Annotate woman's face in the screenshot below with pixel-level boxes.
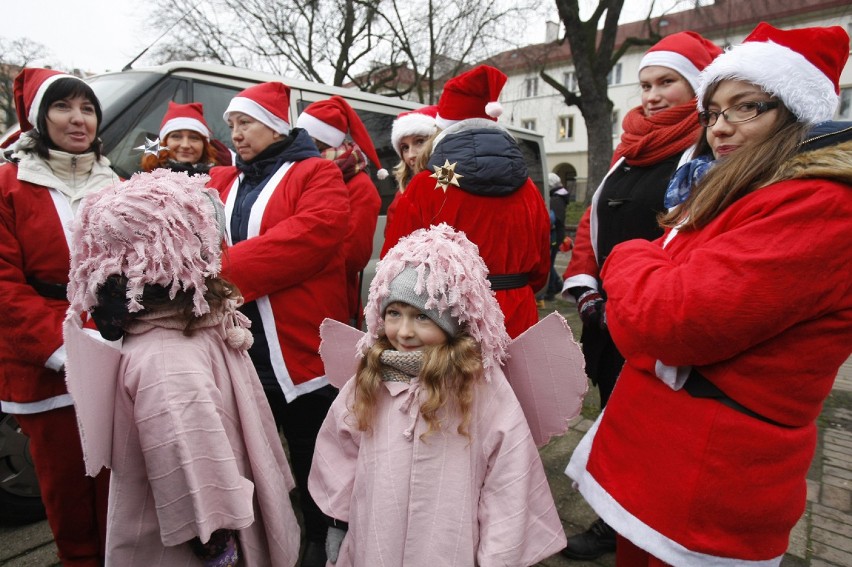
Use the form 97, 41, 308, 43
383, 301, 449, 352
45, 95, 98, 154
227, 112, 279, 161
639, 66, 695, 117
165, 129, 205, 164
705, 80, 779, 159
399, 134, 429, 170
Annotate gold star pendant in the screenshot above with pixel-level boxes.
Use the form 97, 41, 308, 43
430, 159, 464, 193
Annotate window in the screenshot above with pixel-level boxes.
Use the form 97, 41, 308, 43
562, 71, 577, 92
611, 110, 620, 137
557, 115, 574, 141
837, 88, 852, 119
525, 77, 539, 98
606, 63, 623, 86
521, 119, 537, 131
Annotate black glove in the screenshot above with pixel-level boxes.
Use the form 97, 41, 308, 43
577, 289, 607, 330
189, 529, 239, 567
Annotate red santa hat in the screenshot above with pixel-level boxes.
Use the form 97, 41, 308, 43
296, 95, 388, 179
223, 81, 291, 135
14, 67, 88, 132
436, 65, 507, 129
639, 31, 722, 92
159, 101, 211, 140
697, 22, 850, 124
391, 105, 438, 157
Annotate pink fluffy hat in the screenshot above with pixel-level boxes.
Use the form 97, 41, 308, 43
360, 223, 510, 380
68, 169, 226, 317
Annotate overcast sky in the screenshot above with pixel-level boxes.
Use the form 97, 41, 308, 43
1, 1, 688, 76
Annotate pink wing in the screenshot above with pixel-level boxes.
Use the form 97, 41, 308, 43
504, 312, 588, 447
63, 315, 123, 476
319, 318, 366, 389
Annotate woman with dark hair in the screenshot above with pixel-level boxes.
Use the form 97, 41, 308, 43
566, 23, 852, 566
140, 101, 230, 175
0, 67, 118, 566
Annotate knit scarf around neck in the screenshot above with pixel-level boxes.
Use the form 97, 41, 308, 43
380, 349, 423, 383
612, 100, 701, 167
320, 141, 367, 182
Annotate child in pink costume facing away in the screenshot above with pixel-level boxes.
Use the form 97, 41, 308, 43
309, 224, 566, 566
66, 169, 300, 566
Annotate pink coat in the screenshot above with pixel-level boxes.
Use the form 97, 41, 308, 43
106, 323, 300, 566
309, 369, 566, 567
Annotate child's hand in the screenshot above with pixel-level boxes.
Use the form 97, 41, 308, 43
326, 526, 347, 564
189, 529, 239, 567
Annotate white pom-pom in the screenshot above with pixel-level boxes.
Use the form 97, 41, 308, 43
485, 101, 503, 118
377, 168, 389, 180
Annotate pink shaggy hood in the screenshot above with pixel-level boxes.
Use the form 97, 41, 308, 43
360, 223, 510, 380
68, 169, 225, 316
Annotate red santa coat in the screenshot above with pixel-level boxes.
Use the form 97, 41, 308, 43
208, 159, 350, 401
341, 170, 380, 322
566, 145, 852, 565
0, 157, 115, 407
381, 122, 550, 339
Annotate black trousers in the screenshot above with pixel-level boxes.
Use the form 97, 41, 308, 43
264, 384, 337, 543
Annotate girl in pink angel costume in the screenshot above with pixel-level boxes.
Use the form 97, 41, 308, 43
66, 169, 300, 566
308, 223, 566, 566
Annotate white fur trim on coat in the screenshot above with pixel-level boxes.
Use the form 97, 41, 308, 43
696, 40, 838, 124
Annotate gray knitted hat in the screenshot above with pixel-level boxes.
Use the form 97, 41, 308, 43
380, 265, 459, 336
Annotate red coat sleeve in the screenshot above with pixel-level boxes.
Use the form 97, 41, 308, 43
0, 169, 67, 369
343, 172, 380, 277
216, 160, 350, 303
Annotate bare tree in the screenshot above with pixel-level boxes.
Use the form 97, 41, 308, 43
0, 37, 51, 129
146, 0, 542, 98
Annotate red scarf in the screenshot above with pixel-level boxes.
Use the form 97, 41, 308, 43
612, 100, 701, 167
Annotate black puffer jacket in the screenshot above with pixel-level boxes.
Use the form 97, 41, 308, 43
428, 118, 528, 197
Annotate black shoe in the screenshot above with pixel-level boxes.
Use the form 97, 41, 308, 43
560, 518, 616, 560
301, 540, 328, 567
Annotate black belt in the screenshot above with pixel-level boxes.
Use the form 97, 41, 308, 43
27, 276, 68, 300
487, 273, 529, 291
683, 368, 788, 427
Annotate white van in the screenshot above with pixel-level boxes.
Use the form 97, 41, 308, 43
0, 61, 549, 525
88, 61, 548, 260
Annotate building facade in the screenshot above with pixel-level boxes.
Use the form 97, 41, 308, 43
488, 0, 852, 200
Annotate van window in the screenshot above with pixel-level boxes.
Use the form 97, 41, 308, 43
192, 81, 242, 149
296, 98, 398, 214
96, 76, 188, 178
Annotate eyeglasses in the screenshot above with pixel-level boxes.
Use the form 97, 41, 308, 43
697, 101, 780, 127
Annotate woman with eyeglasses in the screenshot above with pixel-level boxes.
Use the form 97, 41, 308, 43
559, 31, 722, 560
566, 23, 852, 566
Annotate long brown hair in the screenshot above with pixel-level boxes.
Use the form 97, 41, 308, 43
352, 331, 483, 439
660, 83, 807, 230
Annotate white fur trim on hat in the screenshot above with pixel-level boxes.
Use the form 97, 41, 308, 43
296, 111, 346, 147
640, 51, 702, 92
391, 113, 438, 156
223, 97, 290, 134
434, 112, 458, 130
28, 74, 84, 130
159, 117, 210, 140
696, 40, 838, 124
